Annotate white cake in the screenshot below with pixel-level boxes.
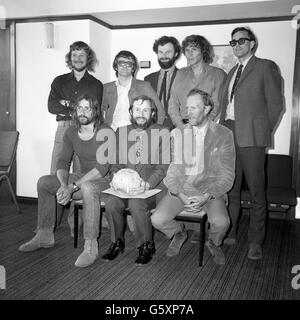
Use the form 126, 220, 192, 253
111, 168, 142, 194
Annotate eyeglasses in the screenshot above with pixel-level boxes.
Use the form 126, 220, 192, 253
117, 60, 134, 68
76, 106, 92, 113
229, 38, 251, 47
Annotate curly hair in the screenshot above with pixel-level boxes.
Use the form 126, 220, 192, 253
152, 36, 181, 58
182, 35, 213, 64
112, 50, 138, 77
71, 94, 103, 131
65, 41, 98, 72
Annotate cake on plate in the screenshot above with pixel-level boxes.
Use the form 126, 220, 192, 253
111, 168, 142, 195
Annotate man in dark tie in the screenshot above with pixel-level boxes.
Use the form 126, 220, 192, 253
219, 26, 284, 260
144, 36, 181, 130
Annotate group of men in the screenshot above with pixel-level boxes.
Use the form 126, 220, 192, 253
19, 26, 283, 268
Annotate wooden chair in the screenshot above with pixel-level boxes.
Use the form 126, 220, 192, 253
0, 131, 20, 213
73, 199, 207, 266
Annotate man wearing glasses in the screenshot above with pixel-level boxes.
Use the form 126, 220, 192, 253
101, 50, 165, 131
19, 94, 113, 268
219, 27, 283, 260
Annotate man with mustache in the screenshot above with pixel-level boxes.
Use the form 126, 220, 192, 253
144, 36, 181, 130
101, 95, 169, 265
48, 41, 103, 232
19, 94, 113, 268
48, 41, 103, 175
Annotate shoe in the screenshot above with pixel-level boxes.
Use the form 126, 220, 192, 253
135, 240, 155, 265
223, 238, 236, 246
205, 239, 226, 265
248, 243, 262, 260
166, 230, 188, 257
18, 230, 54, 252
102, 239, 125, 261
190, 231, 200, 244
75, 239, 98, 267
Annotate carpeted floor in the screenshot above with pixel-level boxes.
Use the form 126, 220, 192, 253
0, 201, 300, 300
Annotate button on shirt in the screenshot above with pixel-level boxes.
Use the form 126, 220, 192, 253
48, 70, 103, 122
111, 78, 132, 131
225, 55, 253, 120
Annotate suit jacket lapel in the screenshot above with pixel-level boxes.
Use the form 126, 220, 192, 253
235, 55, 256, 90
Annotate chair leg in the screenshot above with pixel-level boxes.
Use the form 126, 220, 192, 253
74, 205, 79, 248
5, 175, 20, 213
198, 214, 207, 266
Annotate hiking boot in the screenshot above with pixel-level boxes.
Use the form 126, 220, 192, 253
19, 230, 54, 252
75, 239, 98, 267
205, 239, 226, 265
166, 230, 188, 257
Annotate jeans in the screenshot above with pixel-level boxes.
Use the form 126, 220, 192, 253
50, 121, 80, 175
37, 174, 109, 240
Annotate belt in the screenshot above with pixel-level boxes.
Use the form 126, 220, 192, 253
57, 120, 73, 127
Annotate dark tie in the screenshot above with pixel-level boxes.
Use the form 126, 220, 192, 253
230, 64, 243, 102
159, 71, 168, 111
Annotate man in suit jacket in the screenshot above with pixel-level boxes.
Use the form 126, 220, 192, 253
151, 89, 235, 265
144, 36, 181, 129
101, 95, 169, 265
101, 50, 165, 131
219, 27, 284, 260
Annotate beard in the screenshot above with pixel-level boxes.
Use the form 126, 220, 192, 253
131, 116, 153, 130
158, 55, 177, 69
77, 115, 93, 126
72, 61, 87, 72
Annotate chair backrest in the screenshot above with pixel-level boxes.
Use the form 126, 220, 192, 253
265, 154, 293, 188
0, 131, 19, 173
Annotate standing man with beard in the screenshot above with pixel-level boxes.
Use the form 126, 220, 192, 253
101, 95, 169, 265
144, 36, 181, 129
19, 94, 113, 268
48, 41, 103, 175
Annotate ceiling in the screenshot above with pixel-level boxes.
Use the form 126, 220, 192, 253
0, 0, 298, 28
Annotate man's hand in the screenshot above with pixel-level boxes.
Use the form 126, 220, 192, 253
59, 99, 70, 107
184, 193, 211, 212
56, 184, 73, 206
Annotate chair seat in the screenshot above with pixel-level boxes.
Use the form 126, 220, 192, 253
242, 187, 297, 206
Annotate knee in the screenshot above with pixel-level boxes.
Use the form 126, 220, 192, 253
150, 210, 168, 229
104, 196, 124, 213
80, 181, 96, 195
37, 175, 54, 192
210, 213, 230, 230
128, 199, 148, 217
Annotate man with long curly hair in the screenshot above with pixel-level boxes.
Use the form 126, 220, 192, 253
168, 35, 226, 127
48, 41, 103, 175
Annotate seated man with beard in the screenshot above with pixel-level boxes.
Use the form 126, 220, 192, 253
101, 95, 169, 265
19, 94, 113, 268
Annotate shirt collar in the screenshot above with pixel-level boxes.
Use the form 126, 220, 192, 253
239, 54, 253, 69
116, 76, 132, 89
193, 120, 209, 137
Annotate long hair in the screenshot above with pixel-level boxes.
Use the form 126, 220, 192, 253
65, 41, 98, 72
112, 50, 138, 77
129, 95, 157, 124
71, 94, 103, 131
182, 35, 213, 64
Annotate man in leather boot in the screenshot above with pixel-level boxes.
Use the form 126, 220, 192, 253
19, 95, 113, 268
102, 239, 125, 261
102, 95, 169, 265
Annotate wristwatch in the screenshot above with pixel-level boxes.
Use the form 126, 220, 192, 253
72, 182, 80, 193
